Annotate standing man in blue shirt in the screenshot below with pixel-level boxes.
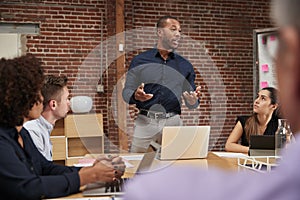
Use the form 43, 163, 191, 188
24, 75, 70, 161
122, 16, 201, 153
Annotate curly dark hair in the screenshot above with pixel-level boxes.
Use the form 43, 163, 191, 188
0, 54, 44, 127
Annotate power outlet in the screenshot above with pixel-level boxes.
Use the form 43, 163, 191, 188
97, 84, 104, 93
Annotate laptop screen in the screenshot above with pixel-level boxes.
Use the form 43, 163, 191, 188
250, 135, 275, 150
160, 126, 210, 160
135, 151, 156, 174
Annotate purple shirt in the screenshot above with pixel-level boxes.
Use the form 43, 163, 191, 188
124, 134, 300, 200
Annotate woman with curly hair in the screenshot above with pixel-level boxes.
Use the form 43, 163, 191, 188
0, 54, 124, 199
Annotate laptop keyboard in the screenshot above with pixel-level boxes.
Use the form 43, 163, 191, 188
104, 178, 130, 193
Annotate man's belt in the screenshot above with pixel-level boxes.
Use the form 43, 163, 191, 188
139, 109, 178, 119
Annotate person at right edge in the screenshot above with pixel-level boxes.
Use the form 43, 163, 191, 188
122, 16, 201, 153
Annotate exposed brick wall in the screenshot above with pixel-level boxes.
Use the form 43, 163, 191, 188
0, 0, 273, 152
0, 0, 115, 151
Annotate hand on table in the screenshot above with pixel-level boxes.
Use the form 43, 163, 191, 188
78, 161, 115, 186
95, 154, 126, 179
79, 154, 126, 186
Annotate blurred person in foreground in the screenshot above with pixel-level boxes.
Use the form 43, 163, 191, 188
124, 0, 300, 199
0, 54, 125, 199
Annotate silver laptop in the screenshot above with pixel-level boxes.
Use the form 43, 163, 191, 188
159, 126, 210, 160
82, 150, 156, 197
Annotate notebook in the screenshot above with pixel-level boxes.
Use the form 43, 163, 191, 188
82, 150, 156, 197
159, 126, 210, 160
248, 135, 275, 156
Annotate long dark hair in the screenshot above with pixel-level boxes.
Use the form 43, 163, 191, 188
244, 87, 278, 141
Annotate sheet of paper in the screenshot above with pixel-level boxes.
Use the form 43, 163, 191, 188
73, 163, 94, 167
73, 157, 135, 168
123, 160, 134, 168
120, 154, 144, 161
212, 152, 247, 158
120, 155, 143, 168
73, 158, 95, 167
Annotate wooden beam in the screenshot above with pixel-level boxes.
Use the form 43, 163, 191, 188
116, 0, 128, 151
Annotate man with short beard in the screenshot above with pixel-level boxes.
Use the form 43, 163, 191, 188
123, 16, 201, 153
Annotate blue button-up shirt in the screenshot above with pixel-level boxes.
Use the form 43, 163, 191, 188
0, 126, 80, 199
24, 116, 54, 161
122, 48, 199, 114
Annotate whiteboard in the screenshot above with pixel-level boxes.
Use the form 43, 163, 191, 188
253, 28, 278, 99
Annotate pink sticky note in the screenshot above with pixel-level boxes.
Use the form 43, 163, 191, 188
261, 64, 269, 72
270, 35, 276, 41
260, 81, 268, 89
262, 36, 266, 44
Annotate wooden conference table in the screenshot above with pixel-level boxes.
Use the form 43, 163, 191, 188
59, 152, 251, 199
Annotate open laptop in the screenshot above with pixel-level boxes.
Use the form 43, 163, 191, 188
248, 135, 275, 156
159, 126, 210, 160
82, 150, 156, 197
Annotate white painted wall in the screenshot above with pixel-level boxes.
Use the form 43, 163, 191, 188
0, 34, 20, 59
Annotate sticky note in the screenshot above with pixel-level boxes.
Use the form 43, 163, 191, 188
261, 64, 269, 72
260, 81, 268, 89
270, 35, 276, 41
262, 36, 266, 44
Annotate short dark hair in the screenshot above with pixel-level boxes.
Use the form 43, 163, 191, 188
42, 75, 68, 107
0, 54, 44, 127
156, 16, 179, 28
